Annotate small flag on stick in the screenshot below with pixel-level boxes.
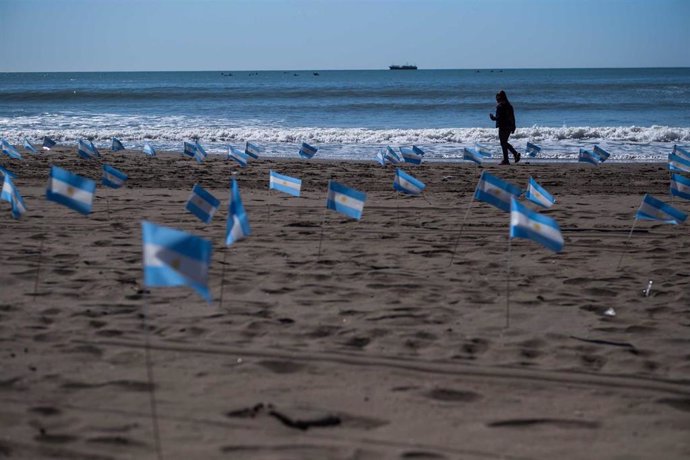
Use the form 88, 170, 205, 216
299, 142, 318, 159
668, 153, 690, 173
1, 139, 22, 160
474, 171, 522, 213
1, 175, 27, 219
226, 179, 251, 245
525, 177, 555, 208
77, 139, 100, 159
186, 184, 220, 224
593, 145, 610, 163
42, 136, 56, 150
400, 146, 423, 165
228, 146, 249, 168
578, 148, 600, 165
635, 194, 687, 225
384, 146, 402, 164
102, 164, 128, 189
111, 137, 125, 151
245, 142, 261, 159
269, 170, 301, 197
46, 166, 96, 215
526, 142, 542, 157
510, 197, 564, 252
143, 143, 156, 156
393, 168, 426, 195
326, 180, 366, 220
673, 145, 690, 161
23, 139, 38, 154
670, 173, 690, 201
463, 147, 484, 165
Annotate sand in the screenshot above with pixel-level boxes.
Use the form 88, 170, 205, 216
1, 149, 689, 460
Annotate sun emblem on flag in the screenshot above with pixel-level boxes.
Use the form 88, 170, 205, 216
532, 222, 542, 231
170, 258, 181, 270
66, 186, 75, 197
337, 195, 348, 204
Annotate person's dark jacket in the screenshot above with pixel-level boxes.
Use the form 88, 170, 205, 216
494, 101, 516, 132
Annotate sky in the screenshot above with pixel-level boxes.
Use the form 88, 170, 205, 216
0, 0, 688, 72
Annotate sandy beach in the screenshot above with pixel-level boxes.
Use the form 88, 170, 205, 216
1, 149, 689, 459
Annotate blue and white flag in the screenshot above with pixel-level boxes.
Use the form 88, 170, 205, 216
228, 146, 249, 168
102, 164, 128, 189
670, 173, 690, 201
474, 143, 493, 158
474, 171, 522, 213
23, 139, 38, 154
394, 168, 426, 195
1, 175, 27, 219
375, 149, 387, 166
593, 145, 610, 163
111, 137, 125, 151
510, 197, 564, 252
384, 146, 402, 164
269, 170, 301, 197
668, 153, 690, 173
578, 148, 600, 165
226, 179, 251, 245
143, 143, 156, 156
0, 165, 16, 179
142, 221, 212, 302
183, 141, 197, 158
299, 142, 318, 159
635, 194, 687, 225
526, 142, 542, 157
400, 146, 423, 165
42, 136, 56, 150
1, 139, 22, 160
245, 141, 261, 159
525, 177, 555, 208
194, 142, 207, 163
77, 139, 100, 159
463, 147, 484, 165
326, 180, 366, 220
186, 183, 220, 224
673, 145, 690, 161
46, 165, 96, 215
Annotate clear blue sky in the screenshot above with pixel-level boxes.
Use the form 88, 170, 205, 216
1, 0, 688, 72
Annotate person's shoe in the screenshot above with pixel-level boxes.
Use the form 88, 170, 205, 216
499, 160, 510, 165
514, 152, 521, 163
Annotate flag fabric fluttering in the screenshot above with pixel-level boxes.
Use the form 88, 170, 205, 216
375, 149, 386, 166
474, 171, 522, 212
23, 139, 38, 154
226, 179, 251, 245
326, 180, 366, 220
228, 146, 249, 168
186, 183, 220, 224
0, 165, 16, 179
143, 143, 156, 156
593, 145, 611, 163
299, 142, 318, 159
1, 174, 27, 219
400, 146, 423, 165
525, 177, 556, 208
46, 165, 96, 215
384, 146, 402, 164
526, 142, 542, 157
463, 147, 485, 165
1, 139, 22, 160
102, 164, 128, 189
141, 221, 212, 302
673, 145, 690, 161
668, 153, 690, 173
111, 137, 125, 151
183, 141, 197, 159
42, 136, 56, 150
474, 144, 493, 158
510, 197, 564, 252
77, 139, 100, 159
245, 142, 261, 159
194, 142, 207, 163
393, 168, 426, 195
635, 194, 687, 225
269, 170, 301, 197
578, 148, 600, 165
670, 173, 690, 201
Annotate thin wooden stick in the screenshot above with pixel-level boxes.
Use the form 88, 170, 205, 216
142, 298, 164, 460
506, 237, 512, 329
616, 218, 638, 270
32, 238, 44, 302
316, 209, 328, 260
218, 246, 229, 309
448, 197, 476, 266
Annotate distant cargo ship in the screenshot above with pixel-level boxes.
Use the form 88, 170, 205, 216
389, 64, 417, 70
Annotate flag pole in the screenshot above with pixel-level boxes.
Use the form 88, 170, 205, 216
616, 218, 638, 270
316, 209, 328, 260
506, 236, 512, 329
141, 297, 164, 460
218, 246, 229, 309
396, 192, 400, 227
448, 183, 478, 266
106, 195, 111, 221
32, 238, 44, 303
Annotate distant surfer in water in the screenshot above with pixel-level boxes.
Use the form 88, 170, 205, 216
490, 90, 520, 165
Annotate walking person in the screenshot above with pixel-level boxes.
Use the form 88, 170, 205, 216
490, 90, 520, 165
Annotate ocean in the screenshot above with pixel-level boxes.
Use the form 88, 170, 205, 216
1, 68, 689, 162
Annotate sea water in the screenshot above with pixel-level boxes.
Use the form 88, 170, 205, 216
0, 68, 688, 161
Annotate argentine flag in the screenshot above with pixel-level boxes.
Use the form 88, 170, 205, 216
1, 139, 22, 160
228, 146, 249, 168
384, 146, 402, 164
635, 194, 687, 225
510, 197, 564, 252
46, 166, 96, 215
474, 171, 522, 213
673, 145, 690, 161
77, 139, 100, 159
102, 164, 128, 189
526, 142, 542, 157
0, 165, 16, 179
186, 184, 220, 224
299, 142, 318, 159
525, 177, 555, 208
42, 136, 56, 150
194, 142, 207, 163
593, 145, 610, 163
400, 146, 423, 165
669, 153, 690, 173
142, 221, 212, 302
394, 168, 426, 195
463, 147, 484, 165
226, 179, 251, 245
183, 141, 197, 158
23, 139, 38, 154
670, 173, 690, 201
326, 180, 366, 220
579, 148, 600, 165
1, 175, 27, 219
143, 143, 156, 156
245, 142, 262, 159
269, 170, 301, 197
111, 137, 125, 151
474, 143, 493, 158
375, 149, 387, 166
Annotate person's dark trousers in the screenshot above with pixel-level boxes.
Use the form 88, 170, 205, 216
499, 128, 518, 163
